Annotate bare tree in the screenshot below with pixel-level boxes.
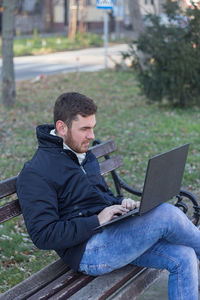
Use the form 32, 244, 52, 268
127, 0, 147, 70
48, 0, 54, 32
128, 0, 144, 38
68, 0, 87, 40
68, 0, 77, 40
2, 0, 16, 107
78, 0, 88, 34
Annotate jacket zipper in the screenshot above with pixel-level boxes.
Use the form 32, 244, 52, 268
62, 150, 87, 174
80, 165, 86, 174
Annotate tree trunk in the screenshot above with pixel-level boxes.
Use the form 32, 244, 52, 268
68, 0, 77, 40
2, 0, 16, 107
128, 0, 144, 38
128, 0, 147, 71
49, 0, 54, 32
78, 0, 88, 34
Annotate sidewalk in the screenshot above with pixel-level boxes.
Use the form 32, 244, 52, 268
0, 44, 129, 81
138, 268, 200, 299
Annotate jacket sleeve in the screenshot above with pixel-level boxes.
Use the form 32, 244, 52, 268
16, 168, 100, 251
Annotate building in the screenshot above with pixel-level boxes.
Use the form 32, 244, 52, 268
1, 0, 191, 36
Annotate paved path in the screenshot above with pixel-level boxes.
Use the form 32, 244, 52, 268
138, 268, 200, 299
137, 271, 169, 300
0, 44, 129, 81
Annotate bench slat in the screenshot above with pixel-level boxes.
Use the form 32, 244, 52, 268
112, 268, 163, 300
90, 140, 117, 159
0, 176, 18, 199
48, 275, 94, 300
99, 155, 123, 175
1, 259, 70, 300
67, 265, 143, 300
27, 270, 83, 300
0, 200, 21, 224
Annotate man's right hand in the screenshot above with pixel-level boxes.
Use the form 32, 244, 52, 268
97, 205, 129, 225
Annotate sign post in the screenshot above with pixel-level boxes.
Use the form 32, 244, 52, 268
96, 0, 114, 69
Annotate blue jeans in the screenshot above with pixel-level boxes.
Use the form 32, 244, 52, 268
78, 203, 200, 300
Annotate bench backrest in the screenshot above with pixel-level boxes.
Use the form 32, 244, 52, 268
0, 140, 123, 224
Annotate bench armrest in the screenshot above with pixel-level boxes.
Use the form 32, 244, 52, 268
175, 189, 200, 225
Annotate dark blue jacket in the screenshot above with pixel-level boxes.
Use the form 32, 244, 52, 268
17, 124, 121, 271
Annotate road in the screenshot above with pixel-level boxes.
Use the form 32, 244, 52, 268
0, 44, 129, 81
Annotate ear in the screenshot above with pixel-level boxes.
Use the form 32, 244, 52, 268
55, 120, 68, 137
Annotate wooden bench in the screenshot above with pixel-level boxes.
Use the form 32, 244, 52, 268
0, 140, 200, 300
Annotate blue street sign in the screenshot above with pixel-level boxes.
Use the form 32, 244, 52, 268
96, 0, 114, 9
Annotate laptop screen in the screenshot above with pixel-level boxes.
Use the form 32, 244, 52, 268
139, 143, 189, 214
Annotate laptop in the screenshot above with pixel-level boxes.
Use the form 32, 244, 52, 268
95, 143, 189, 231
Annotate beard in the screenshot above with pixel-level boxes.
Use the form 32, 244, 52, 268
63, 130, 90, 153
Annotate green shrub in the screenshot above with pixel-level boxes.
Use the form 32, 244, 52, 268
124, 0, 200, 107
75, 32, 103, 47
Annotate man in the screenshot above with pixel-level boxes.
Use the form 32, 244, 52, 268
17, 92, 200, 300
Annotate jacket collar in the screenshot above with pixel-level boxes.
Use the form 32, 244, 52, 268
36, 124, 63, 148
50, 128, 86, 164
36, 124, 91, 164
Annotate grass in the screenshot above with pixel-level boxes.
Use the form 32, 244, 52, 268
0, 69, 200, 292
0, 33, 103, 57
0, 32, 128, 57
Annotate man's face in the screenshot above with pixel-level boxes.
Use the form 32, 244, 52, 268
63, 114, 96, 153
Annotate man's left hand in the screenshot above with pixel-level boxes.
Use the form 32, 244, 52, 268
121, 198, 140, 211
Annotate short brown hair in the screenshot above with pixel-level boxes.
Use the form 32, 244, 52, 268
54, 92, 97, 128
